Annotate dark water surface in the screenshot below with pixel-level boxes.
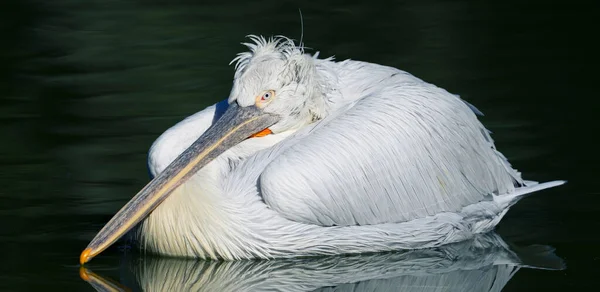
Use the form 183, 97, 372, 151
0, 0, 597, 291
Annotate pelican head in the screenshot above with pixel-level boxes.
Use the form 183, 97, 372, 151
229, 35, 329, 133
80, 36, 327, 264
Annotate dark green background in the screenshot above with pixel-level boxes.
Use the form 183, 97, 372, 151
0, 0, 597, 290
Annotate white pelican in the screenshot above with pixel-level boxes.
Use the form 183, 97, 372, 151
80, 35, 565, 264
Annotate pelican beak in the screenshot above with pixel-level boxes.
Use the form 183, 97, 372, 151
80, 102, 279, 264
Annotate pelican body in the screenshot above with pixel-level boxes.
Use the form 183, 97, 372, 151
80, 36, 564, 263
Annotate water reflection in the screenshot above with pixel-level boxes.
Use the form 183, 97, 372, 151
81, 233, 563, 292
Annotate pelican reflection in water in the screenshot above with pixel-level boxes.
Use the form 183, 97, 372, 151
80, 35, 565, 263
81, 233, 564, 292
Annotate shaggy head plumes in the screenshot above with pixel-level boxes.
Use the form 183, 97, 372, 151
227, 35, 329, 133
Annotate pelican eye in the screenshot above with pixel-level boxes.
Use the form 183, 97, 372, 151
260, 90, 275, 101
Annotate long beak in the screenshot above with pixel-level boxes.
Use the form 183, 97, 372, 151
80, 102, 279, 264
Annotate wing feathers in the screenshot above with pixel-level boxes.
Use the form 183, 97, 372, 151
259, 83, 522, 227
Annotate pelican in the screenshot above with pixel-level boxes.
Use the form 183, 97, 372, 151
80, 35, 565, 264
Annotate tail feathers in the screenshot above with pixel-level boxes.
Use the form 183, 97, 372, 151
466, 180, 565, 234
496, 180, 566, 209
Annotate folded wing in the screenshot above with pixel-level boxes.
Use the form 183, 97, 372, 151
258, 82, 523, 226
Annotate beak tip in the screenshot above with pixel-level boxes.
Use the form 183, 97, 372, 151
80, 248, 92, 265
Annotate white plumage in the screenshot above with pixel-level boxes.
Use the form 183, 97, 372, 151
130, 35, 565, 260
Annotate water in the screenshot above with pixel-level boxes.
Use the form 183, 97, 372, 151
0, 0, 596, 291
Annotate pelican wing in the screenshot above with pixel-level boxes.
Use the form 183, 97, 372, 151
258, 82, 523, 226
